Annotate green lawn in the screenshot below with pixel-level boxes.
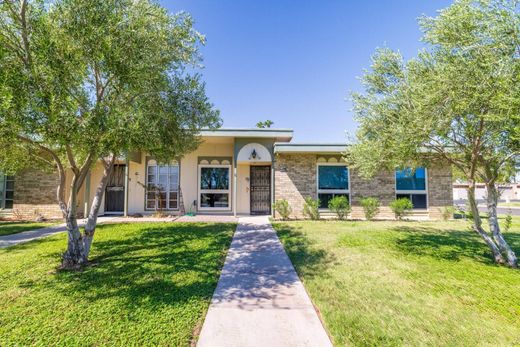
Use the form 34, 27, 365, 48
0, 221, 56, 236
273, 219, 520, 346
0, 222, 236, 346
498, 202, 520, 208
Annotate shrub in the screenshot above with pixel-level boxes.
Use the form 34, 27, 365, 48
273, 199, 292, 220
328, 196, 351, 220
360, 197, 380, 221
504, 212, 513, 232
390, 198, 413, 220
441, 206, 456, 221
303, 197, 320, 220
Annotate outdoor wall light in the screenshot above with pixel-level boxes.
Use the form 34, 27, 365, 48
251, 149, 257, 159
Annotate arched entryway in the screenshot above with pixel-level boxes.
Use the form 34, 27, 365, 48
235, 143, 273, 215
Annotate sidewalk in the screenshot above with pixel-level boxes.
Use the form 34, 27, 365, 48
197, 216, 332, 347
0, 216, 116, 249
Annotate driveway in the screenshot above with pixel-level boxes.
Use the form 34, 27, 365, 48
197, 215, 332, 347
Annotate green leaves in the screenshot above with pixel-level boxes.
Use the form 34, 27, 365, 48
348, 0, 519, 182
0, 0, 220, 174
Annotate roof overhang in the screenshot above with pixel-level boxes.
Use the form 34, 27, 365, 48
200, 128, 293, 142
274, 143, 347, 154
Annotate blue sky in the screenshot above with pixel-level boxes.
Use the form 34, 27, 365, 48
161, 0, 453, 142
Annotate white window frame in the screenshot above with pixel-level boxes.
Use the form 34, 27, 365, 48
395, 167, 428, 210
198, 164, 232, 211
0, 174, 14, 210
145, 160, 179, 211
316, 163, 350, 210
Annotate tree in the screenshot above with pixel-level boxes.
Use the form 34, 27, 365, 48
256, 120, 274, 128
0, 0, 220, 269
348, 0, 519, 267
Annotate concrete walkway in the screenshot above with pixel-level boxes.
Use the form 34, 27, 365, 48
197, 216, 332, 347
0, 216, 116, 249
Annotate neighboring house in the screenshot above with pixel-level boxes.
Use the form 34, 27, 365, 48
453, 182, 520, 203
0, 128, 453, 220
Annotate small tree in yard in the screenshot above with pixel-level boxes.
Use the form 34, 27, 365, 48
303, 197, 320, 220
256, 120, 274, 128
273, 199, 292, 220
328, 195, 351, 220
360, 197, 380, 221
348, 0, 519, 267
390, 198, 413, 220
0, 0, 220, 269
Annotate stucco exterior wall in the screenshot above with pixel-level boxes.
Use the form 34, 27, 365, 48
236, 164, 250, 214
180, 140, 234, 214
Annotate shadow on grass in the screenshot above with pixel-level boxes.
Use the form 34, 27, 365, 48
49, 223, 235, 311
274, 223, 334, 279
392, 225, 520, 265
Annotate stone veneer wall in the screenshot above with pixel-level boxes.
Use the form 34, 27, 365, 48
349, 168, 396, 219
12, 169, 63, 219
427, 162, 454, 219
274, 153, 453, 220
274, 154, 317, 219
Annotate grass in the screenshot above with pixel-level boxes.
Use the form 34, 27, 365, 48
498, 202, 520, 208
0, 222, 236, 346
273, 218, 520, 346
0, 220, 56, 236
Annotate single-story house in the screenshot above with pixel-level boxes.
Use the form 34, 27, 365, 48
0, 128, 453, 220
453, 182, 520, 203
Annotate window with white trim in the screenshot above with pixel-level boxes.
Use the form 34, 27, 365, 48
198, 165, 231, 210
0, 173, 14, 210
395, 167, 427, 209
317, 164, 349, 209
146, 160, 179, 210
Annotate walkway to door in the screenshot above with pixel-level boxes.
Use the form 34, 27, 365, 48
197, 216, 332, 347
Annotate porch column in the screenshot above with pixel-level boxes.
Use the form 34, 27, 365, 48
233, 163, 237, 217
123, 158, 129, 217
83, 171, 91, 219
271, 159, 275, 217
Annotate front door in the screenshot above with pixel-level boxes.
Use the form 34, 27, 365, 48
250, 166, 271, 215
105, 164, 125, 213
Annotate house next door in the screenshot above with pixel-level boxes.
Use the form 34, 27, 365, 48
105, 164, 125, 213
250, 166, 271, 215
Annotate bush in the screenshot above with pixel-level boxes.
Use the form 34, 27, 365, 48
390, 198, 413, 220
303, 197, 320, 220
328, 196, 351, 220
273, 199, 292, 220
441, 206, 456, 221
504, 212, 513, 232
360, 197, 380, 221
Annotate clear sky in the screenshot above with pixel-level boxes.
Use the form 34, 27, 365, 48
160, 0, 453, 143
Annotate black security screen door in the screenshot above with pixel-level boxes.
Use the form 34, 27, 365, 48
250, 166, 271, 215
105, 164, 125, 212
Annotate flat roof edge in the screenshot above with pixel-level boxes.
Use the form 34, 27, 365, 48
200, 128, 293, 139
274, 143, 347, 154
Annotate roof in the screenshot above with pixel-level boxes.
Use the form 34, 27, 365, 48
274, 143, 347, 154
200, 128, 293, 141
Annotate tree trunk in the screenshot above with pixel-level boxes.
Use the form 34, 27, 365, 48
467, 180, 505, 264
83, 156, 116, 258
61, 192, 88, 269
485, 181, 518, 268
